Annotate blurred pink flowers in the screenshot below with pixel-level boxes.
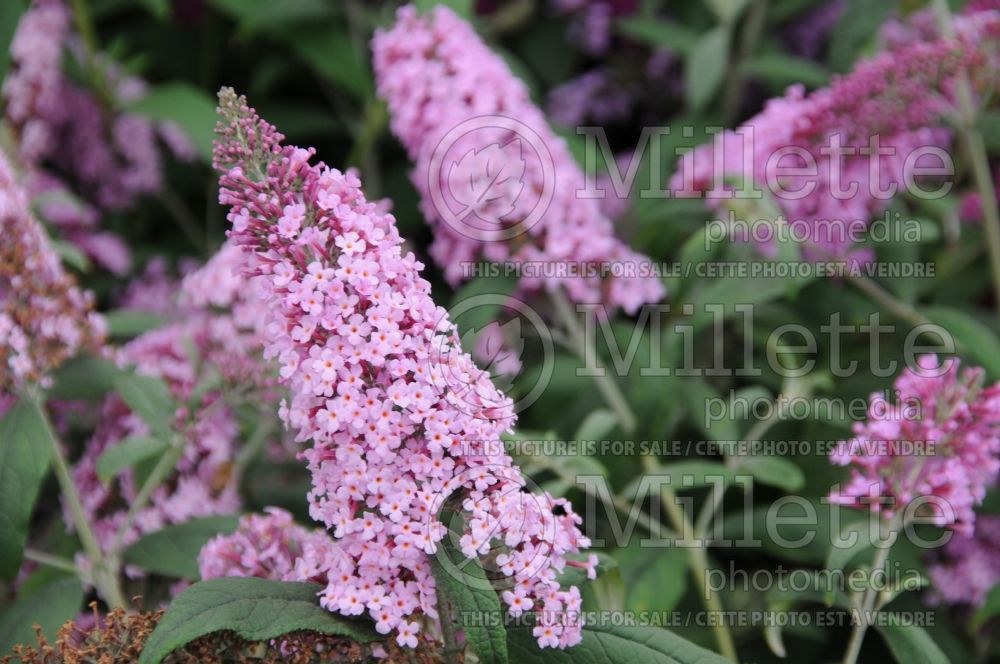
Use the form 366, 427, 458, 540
69, 243, 275, 560
927, 514, 1000, 608
3, 0, 195, 274
672, 8, 1000, 262
372, 5, 664, 315
0, 150, 105, 393
830, 356, 1000, 535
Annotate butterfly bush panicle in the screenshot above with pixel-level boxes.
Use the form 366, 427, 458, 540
927, 515, 1000, 608
209, 88, 593, 648
4, 0, 191, 209
0, 151, 105, 393
671, 9, 1000, 261
829, 356, 1000, 535
550, 0, 636, 55
3, 0, 67, 166
781, 0, 845, 60
69, 245, 275, 558
372, 5, 663, 315
3, 0, 196, 273
546, 69, 635, 129
199, 508, 336, 584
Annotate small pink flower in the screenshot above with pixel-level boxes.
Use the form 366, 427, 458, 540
395, 621, 419, 648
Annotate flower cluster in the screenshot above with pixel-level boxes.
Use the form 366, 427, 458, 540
830, 356, 1000, 535
0, 150, 105, 393
372, 5, 664, 314
546, 68, 635, 128
780, 0, 845, 60
927, 515, 1000, 608
210, 88, 593, 648
69, 245, 275, 557
3, 0, 194, 273
550, 0, 637, 55
199, 508, 335, 584
671, 9, 1000, 261
116, 257, 197, 318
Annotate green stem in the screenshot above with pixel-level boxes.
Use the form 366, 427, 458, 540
110, 438, 186, 558
436, 593, 462, 663
530, 455, 678, 539
234, 416, 276, 481
549, 288, 638, 433
346, 100, 387, 197
722, 0, 769, 124
812, 243, 938, 332
342, 0, 384, 198
24, 549, 79, 575
484, 0, 536, 36
643, 455, 738, 662
933, 0, 1000, 326
34, 396, 126, 609
845, 271, 931, 328
161, 188, 207, 253
548, 289, 734, 657
68, 0, 98, 65
840, 518, 900, 664
68, 0, 112, 108
693, 404, 782, 538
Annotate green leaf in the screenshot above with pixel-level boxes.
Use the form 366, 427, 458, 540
0, 0, 27, 82
972, 583, 1000, 629
281, 26, 371, 101
0, 400, 54, 579
623, 461, 735, 499
123, 515, 240, 579
135, 0, 170, 19
680, 271, 811, 334
0, 575, 83, 654
977, 111, 1000, 156
574, 409, 619, 441
506, 622, 731, 663
828, 0, 891, 73
204, 2, 365, 98
721, 502, 861, 566
127, 82, 217, 161
824, 520, 877, 604
113, 372, 175, 442
47, 356, 123, 401
415, 0, 474, 19
744, 53, 830, 89
103, 309, 167, 339
924, 306, 1000, 379
49, 239, 91, 273
207, 0, 334, 37
96, 435, 168, 484
685, 26, 730, 111
737, 456, 805, 492
449, 273, 520, 339
137, 578, 379, 664
618, 543, 687, 613
703, 0, 751, 24
875, 622, 949, 664
677, 378, 736, 442
430, 532, 507, 664
615, 18, 699, 56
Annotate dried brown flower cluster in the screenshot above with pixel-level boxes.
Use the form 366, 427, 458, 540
2, 605, 459, 664
0, 151, 105, 393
